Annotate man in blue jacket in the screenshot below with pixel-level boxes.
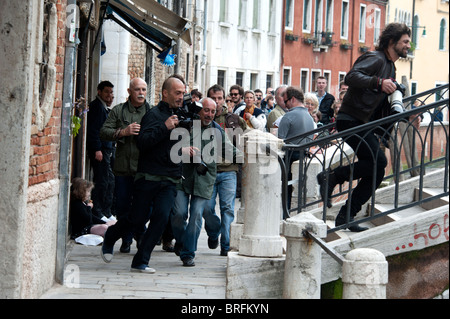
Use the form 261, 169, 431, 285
86, 81, 115, 221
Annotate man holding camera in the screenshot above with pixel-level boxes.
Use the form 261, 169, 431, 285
317, 23, 411, 232
171, 97, 240, 266
101, 76, 186, 273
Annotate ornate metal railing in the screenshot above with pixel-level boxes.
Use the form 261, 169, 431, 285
281, 84, 449, 234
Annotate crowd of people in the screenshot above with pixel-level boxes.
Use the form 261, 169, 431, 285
68, 22, 414, 273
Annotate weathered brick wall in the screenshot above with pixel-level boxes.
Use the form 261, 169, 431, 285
29, 0, 65, 186
128, 35, 146, 80
23, 0, 66, 298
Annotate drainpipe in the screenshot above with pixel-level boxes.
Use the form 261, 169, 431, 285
55, 0, 77, 284
410, 0, 415, 79
202, 0, 207, 91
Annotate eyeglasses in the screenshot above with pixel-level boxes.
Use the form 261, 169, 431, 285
230, 93, 239, 96
284, 97, 291, 105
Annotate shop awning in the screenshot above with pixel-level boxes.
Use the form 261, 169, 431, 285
100, 0, 191, 64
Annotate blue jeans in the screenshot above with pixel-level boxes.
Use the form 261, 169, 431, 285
171, 190, 209, 260
203, 171, 237, 252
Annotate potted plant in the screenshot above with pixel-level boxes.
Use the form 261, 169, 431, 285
302, 33, 317, 45
340, 40, 352, 50
359, 44, 370, 53
285, 30, 299, 41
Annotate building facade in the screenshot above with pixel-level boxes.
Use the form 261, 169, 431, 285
282, 0, 387, 96
387, 0, 449, 121
202, 0, 283, 94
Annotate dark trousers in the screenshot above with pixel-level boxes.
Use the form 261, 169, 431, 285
104, 178, 177, 267
89, 148, 114, 218
334, 119, 388, 216
114, 175, 141, 244
286, 150, 300, 209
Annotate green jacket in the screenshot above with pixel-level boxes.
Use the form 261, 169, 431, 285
266, 104, 286, 130
100, 100, 149, 176
179, 120, 242, 199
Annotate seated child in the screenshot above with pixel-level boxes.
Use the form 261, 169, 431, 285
70, 177, 115, 239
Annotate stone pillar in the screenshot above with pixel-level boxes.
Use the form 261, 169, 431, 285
239, 130, 284, 257
0, 0, 36, 298
342, 248, 388, 299
282, 212, 327, 299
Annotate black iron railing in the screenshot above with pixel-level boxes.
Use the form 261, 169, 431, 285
281, 84, 449, 234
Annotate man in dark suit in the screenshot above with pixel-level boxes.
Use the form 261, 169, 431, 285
87, 81, 115, 221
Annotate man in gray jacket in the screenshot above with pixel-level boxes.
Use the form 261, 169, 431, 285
278, 86, 315, 209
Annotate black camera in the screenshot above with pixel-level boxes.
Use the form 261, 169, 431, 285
193, 153, 208, 175
390, 80, 407, 115
174, 93, 203, 129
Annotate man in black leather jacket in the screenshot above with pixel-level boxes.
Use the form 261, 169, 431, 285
317, 23, 411, 232
101, 76, 189, 273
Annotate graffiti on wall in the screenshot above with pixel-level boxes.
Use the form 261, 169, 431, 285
395, 213, 449, 251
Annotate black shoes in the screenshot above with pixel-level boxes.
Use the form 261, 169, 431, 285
335, 214, 368, 232
208, 237, 219, 249
317, 170, 338, 208
119, 241, 131, 253
162, 240, 175, 252
182, 258, 195, 267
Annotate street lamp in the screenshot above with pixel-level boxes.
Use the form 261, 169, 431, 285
410, 25, 427, 38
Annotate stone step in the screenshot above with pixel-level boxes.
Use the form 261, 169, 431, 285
415, 187, 449, 210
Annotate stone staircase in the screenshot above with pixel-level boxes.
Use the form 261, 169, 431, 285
301, 168, 449, 243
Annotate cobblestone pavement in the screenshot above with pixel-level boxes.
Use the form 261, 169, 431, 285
41, 223, 229, 299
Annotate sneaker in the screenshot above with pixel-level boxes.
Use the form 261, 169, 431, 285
101, 242, 114, 263
130, 264, 156, 274
182, 258, 195, 267
208, 237, 219, 249
220, 249, 229, 256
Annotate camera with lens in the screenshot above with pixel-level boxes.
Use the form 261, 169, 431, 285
389, 80, 407, 115
175, 93, 203, 129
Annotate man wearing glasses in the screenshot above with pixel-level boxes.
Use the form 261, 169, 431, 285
230, 84, 245, 114
278, 86, 315, 208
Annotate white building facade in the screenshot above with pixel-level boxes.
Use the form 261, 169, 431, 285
201, 0, 283, 93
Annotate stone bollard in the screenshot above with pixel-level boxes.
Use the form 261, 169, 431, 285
238, 129, 284, 257
282, 212, 328, 298
342, 248, 388, 299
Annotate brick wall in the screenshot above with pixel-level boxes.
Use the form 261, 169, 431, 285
128, 35, 146, 80
29, 0, 66, 187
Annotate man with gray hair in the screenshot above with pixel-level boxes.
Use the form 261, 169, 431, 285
277, 86, 315, 208
266, 85, 288, 131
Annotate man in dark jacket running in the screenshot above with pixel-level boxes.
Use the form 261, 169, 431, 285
101, 76, 186, 273
317, 23, 411, 232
